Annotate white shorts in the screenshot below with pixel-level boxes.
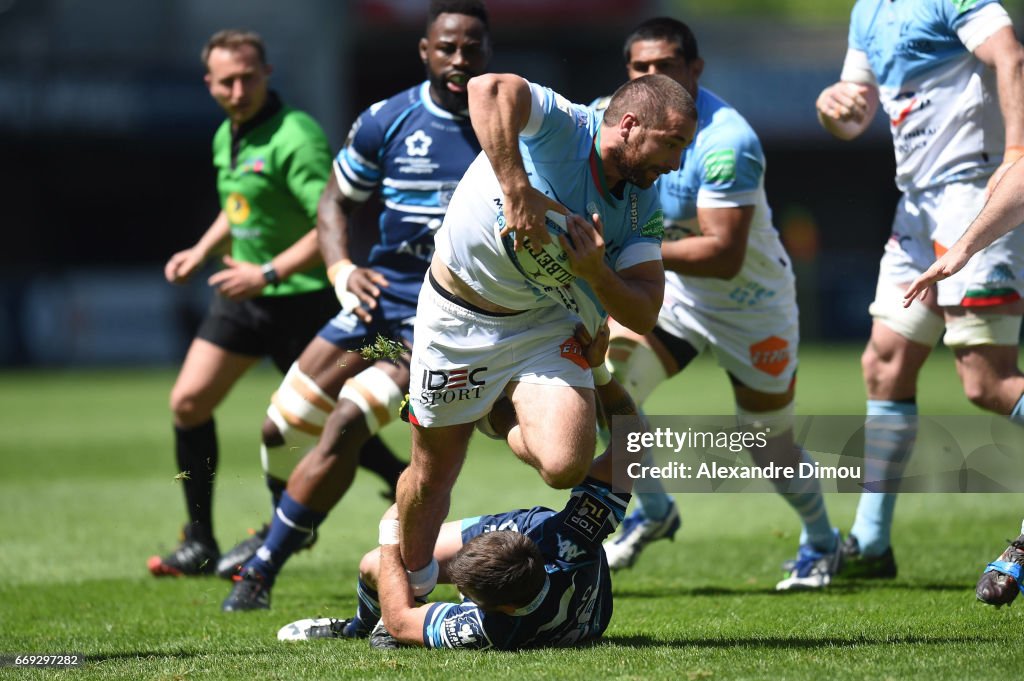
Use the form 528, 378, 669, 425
407, 277, 594, 428
656, 293, 799, 394
879, 178, 1024, 308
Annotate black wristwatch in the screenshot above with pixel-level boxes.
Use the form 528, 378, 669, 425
261, 262, 281, 286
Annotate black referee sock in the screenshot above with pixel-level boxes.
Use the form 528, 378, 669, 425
357, 435, 407, 498
174, 419, 219, 547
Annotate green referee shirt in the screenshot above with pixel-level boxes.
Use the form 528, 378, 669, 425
212, 92, 332, 297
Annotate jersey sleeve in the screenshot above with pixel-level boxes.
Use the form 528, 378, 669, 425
547, 477, 631, 554
422, 602, 494, 650
614, 196, 664, 272
520, 81, 592, 145
282, 118, 332, 224
695, 121, 765, 209
952, 1, 1012, 52
843, 3, 877, 85
333, 100, 388, 201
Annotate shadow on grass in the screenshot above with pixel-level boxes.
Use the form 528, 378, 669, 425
612, 580, 971, 599
601, 633, 990, 649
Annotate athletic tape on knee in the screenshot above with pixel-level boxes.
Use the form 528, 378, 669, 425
868, 279, 944, 346
338, 365, 405, 435
735, 401, 795, 438
943, 313, 1022, 348
606, 337, 668, 405
262, 363, 336, 479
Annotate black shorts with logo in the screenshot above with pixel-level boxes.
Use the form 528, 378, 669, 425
196, 287, 338, 372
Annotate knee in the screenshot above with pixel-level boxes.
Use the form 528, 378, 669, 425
959, 375, 1001, 412
358, 548, 381, 585
261, 417, 284, 447
318, 401, 370, 457
537, 458, 589, 490
169, 387, 206, 424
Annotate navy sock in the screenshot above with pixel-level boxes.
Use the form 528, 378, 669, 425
352, 577, 382, 631
245, 491, 325, 585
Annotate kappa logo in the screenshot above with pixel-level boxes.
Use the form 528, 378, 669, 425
559, 337, 589, 370
629, 193, 639, 231
556, 533, 585, 561
749, 336, 790, 377
405, 129, 432, 156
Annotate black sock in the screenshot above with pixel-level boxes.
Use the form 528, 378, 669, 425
357, 435, 407, 496
174, 419, 218, 546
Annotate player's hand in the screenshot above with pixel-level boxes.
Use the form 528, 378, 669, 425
816, 82, 871, 124
574, 319, 611, 369
207, 256, 266, 301
562, 212, 607, 283
499, 187, 569, 250
344, 267, 390, 323
164, 248, 205, 284
902, 248, 969, 307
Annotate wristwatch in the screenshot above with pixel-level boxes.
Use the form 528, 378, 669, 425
261, 262, 281, 286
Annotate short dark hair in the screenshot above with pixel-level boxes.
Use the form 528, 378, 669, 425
202, 29, 267, 68
623, 16, 699, 65
447, 532, 546, 611
603, 73, 696, 130
427, 0, 490, 32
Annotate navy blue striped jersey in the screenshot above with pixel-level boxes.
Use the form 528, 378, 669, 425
333, 82, 481, 303
422, 479, 630, 650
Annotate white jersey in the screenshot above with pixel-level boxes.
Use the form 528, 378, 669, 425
436, 79, 664, 334
656, 87, 794, 314
841, 0, 1013, 191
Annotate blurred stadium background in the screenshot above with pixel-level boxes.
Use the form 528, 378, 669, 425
3, 0, 1024, 367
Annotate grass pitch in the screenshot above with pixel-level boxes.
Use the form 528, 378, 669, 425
2, 345, 1024, 679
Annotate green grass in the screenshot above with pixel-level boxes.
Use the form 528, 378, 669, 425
2, 345, 1024, 679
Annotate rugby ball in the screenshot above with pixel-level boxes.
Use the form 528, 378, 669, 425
500, 209, 577, 289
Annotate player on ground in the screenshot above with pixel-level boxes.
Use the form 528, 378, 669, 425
816, 0, 1024, 578
149, 29, 338, 577
279, 322, 644, 649
596, 17, 841, 590
220, 0, 492, 610
395, 71, 697, 601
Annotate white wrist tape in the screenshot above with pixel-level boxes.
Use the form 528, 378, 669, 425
591, 364, 612, 386
378, 519, 400, 546
407, 558, 439, 598
328, 261, 360, 313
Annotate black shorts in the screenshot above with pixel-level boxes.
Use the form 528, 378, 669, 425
196, 288, 339, 372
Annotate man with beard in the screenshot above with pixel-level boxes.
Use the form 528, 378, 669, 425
220, 0, 492, 611
393, 71, 697, 601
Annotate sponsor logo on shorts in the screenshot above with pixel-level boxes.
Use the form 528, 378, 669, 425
749, 336, 790, 377
417, 366, 488, 406
559, 337, 589, 370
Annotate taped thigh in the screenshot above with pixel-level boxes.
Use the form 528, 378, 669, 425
262, 362, 336, 480
605, 337, 669, 405
868, 278, 944, 346
943, 313, 1022, 348
338, 365, 406, 435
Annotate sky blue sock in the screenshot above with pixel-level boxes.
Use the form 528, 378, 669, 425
777, 449, 835, 552
1010, 393, 1024, 425
850, 399, 917, 557
244, 491, 325, 585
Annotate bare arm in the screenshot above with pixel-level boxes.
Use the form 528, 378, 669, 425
467, 73, 567, 249
317, 178, 389, 322
974, 26, 1024, 193
562, 213, 664, 334
661, 205, 754, 279
815, 81, 879, 141
164, 211, 231, 284
904, 157, 1024, 304
377, 543, 430, 647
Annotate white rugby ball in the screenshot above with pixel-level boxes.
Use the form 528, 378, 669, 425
501, 210, 577, 289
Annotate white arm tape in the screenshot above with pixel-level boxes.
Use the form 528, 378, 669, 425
378, 519, 400, 546
329, 262, 361, 313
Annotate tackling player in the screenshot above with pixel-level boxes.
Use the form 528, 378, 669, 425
596, 18, 841, 591
219, 0, 493, 610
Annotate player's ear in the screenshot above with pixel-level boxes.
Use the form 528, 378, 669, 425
419, 37, 429, 63
689, 57, 705, 82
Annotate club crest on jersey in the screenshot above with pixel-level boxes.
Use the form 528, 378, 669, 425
405, 130, 432, 156
417, 366, 488, 406
225, 192, 251, 224
441, 614, 486, 649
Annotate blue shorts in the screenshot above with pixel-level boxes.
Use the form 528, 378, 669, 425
317, 289, 417, 351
